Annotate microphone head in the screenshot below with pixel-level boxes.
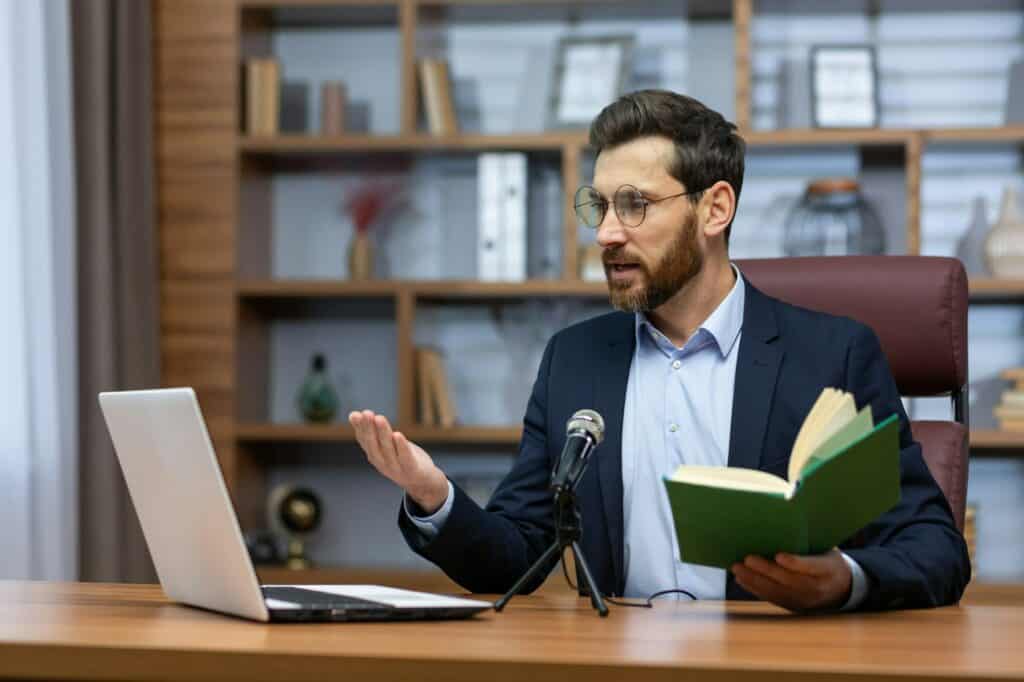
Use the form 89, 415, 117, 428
567, 409, 605, 445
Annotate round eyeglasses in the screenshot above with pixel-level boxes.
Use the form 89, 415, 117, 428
574, 184, 705, 229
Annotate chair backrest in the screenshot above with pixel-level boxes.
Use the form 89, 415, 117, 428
736, 256, 969, 531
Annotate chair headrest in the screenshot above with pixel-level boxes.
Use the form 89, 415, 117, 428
736, 256, 967, 396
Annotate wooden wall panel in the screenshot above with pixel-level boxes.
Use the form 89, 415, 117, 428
153, 0, 263, 526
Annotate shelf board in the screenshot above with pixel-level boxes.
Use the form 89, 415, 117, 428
743, 128, 913, 147
923, 126, 1024, 144
236, 280, 400, 298
237, 279, 609, 300
236, 423, 357, 442
240, 127, 1024, 155
968, 278, 1024, 300
236, 422, 522, 445
970, 430, 1024, 449
412, 280, 607, 299
239, 132, 585, 154
404, 425, 521, 444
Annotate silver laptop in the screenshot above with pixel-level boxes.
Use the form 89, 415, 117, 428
98, 388, 492, 623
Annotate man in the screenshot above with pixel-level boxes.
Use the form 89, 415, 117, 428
349, 90, 970, 612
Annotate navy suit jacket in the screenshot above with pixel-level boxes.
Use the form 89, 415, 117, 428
399, 278, 971, 610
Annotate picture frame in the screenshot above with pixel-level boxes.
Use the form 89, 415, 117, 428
810, 44, 880, 129
548, 35, 634, 130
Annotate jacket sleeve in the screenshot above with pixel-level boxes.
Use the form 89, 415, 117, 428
840, 323, 971, 610
397, 333, 560, 594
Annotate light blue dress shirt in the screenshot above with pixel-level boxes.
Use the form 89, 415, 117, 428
407, 264, 867, 609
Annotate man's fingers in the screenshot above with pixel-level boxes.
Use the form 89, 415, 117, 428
732, 564, 802, 611
743, 554, 810, 590
372, 415, 401, 462
352, 410, 389, 471
775, 552, 833, 577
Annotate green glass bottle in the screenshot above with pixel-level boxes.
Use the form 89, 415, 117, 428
297, 353, 339, 423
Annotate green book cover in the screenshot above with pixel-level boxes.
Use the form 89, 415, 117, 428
662, 414, 901, 569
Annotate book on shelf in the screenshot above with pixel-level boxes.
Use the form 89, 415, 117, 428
244, 58, 280, 136
996, 368, 1024, 431
477, 152, 527, 282
418, 58, 458, 136
415, 347, 457, 428
663, 387, 901, 569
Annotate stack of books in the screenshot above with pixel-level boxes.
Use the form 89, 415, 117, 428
417, 58, 458, 136
244, 58, 280, 135
415, 347, 457, 428
994, 368, 1024, 431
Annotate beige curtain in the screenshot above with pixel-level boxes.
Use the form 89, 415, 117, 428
72, 0, 159, 583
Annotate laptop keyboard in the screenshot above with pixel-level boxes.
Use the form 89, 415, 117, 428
262, 586, 390, 610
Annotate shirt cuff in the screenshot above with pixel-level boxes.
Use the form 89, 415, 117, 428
840, 551, 869, 611
403, 480, 455, 539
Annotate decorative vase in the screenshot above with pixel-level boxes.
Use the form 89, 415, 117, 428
348, 232, 374, 280
782, 178, 885, 256
296, 353, 339, 423
984, 187, 1024, 278
956, 196, 991, 276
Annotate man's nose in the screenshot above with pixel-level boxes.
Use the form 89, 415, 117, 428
595, 208, 628, 249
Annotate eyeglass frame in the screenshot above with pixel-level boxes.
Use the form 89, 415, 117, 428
574, 183, 708, 229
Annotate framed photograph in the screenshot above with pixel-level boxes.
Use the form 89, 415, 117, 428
548, 35, 634, 130
810, 44, 879, 128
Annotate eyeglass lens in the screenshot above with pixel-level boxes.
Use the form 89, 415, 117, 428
574, 186, 647, 228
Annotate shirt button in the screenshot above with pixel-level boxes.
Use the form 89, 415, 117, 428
672, 360, 681, 369
669, 424, 679, 433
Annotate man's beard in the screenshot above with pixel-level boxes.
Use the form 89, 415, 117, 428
604, 212, 704, 313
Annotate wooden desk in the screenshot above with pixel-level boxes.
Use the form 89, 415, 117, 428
1, 581, 1022, 682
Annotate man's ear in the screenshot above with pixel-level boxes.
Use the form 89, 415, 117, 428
700, 180, 736, 240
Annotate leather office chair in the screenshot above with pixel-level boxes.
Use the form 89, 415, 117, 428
737, 256, 969, 531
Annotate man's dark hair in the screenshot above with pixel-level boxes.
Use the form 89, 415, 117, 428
588, 89, 745, 243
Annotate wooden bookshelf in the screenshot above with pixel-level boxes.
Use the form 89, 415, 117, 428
154, 0, 1024, 563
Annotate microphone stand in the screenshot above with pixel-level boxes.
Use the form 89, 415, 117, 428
493, 482, 609, 617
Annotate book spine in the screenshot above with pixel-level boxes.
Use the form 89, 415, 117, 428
435, 59, 459, 135
427, 350, 457, 428
261, 59, 280, 135
419, 59, 443, 136
245, 59, 263, 135
415, 347, 437, 426
478, 153, 502, 281
501, 153, 528, 282
320, 81, 346, 136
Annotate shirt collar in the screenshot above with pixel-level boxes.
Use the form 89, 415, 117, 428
633, 262, 745, 358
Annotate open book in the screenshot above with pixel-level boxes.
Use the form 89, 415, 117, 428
662, 388, 901, 569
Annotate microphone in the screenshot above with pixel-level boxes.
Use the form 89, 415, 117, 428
550, 409, 605, 495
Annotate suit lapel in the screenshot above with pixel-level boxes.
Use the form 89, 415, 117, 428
726, 280, 782, 600
728, 280, 783, 471
592, 314, 635, 596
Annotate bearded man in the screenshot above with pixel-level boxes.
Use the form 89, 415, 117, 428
350, 90, 969, 612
